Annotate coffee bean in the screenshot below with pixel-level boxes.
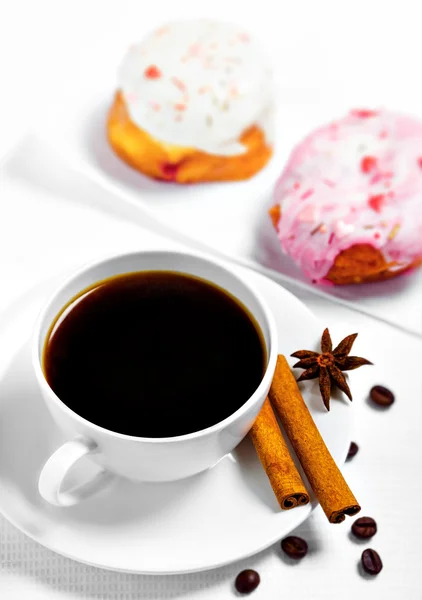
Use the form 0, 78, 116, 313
361, 549, 383, 575
346, 441, 359, 460
370, 385, 395, 407
235, 570, 260, 594
352, 517, 377, 539
281, 536, 308, 559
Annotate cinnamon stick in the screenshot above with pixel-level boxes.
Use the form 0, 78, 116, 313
250, 397, 309, 510
269, 355, 361, 523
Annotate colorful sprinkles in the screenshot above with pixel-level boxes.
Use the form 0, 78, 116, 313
144, 65, 161, 79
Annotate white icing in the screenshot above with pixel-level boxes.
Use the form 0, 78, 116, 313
117, 20, 274, 156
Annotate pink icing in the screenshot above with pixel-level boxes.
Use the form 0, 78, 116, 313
272, 109, 422, 282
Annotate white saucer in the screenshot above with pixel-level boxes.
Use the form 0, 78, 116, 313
0, 266, 354, 574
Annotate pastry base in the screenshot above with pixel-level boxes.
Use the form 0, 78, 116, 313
325, 245, 422, 285
268, 207, 422, 285
107, 92, 272, 184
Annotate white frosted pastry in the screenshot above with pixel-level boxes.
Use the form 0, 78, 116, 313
108, 20, 274, 183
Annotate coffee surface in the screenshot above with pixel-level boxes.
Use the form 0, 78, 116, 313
43, 271, 265, 437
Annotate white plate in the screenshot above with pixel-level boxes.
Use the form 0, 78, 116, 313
35, 75, 422, 337
0, 266, 354, 574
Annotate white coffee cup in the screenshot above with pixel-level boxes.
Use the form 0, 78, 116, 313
33, 251, 278, 507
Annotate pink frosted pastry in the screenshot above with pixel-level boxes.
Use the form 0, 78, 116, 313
270, 109, 422, 285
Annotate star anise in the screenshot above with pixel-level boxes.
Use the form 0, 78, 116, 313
291, 328, 372, 411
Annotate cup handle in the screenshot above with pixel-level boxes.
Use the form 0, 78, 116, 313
38, 436, 114, 507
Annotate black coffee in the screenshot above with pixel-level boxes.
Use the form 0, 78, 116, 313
43, 271, 266, 437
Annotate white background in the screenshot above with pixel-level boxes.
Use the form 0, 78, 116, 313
0, 1, 422, 598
